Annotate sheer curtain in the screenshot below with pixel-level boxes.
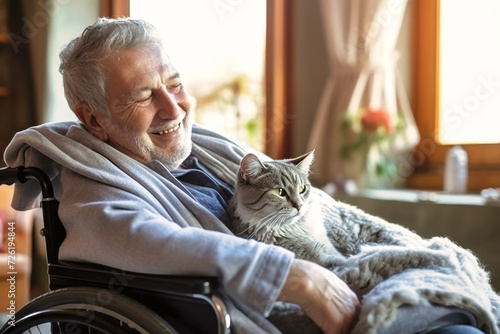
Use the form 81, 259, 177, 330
307, 0, 419, 187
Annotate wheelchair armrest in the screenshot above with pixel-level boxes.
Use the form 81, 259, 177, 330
48, 261, 220, 295
0, 167, 21, 186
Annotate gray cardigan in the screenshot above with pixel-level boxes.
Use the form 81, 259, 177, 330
4, 121, 294, 333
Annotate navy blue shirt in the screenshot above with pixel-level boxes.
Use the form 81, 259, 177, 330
171, 155, 234, 227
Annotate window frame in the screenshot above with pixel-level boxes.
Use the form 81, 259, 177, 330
408, 0, 500, 192
101, 0, 129, 17
265, 0, 294, 159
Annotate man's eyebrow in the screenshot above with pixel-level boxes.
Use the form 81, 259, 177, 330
165, 71, 180, 82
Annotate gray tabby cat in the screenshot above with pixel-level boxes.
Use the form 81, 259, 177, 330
228, 151, 346, 267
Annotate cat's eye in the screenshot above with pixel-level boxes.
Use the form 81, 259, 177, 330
299, 185, 306, 194
274, 188, 287, 197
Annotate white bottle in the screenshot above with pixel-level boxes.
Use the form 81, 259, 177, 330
444, 145, 468, 194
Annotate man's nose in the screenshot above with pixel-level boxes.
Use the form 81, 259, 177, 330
155, 86, 185, 119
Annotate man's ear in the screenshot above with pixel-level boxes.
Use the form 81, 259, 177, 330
74, 103, 109, 141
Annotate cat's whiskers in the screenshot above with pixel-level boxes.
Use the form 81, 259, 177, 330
247, 213, 277, 241
235, 212, 270, 239
248, 210, 296, 243
237, 218, 270, 240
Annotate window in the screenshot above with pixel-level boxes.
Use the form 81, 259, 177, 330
439, 0, 500, 145
46, 2, 100, 122
409, 0, 500, 192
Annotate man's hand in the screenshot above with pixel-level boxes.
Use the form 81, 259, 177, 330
278, 259, 360, 334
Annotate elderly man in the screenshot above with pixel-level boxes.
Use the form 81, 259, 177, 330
4, 18, 498, 334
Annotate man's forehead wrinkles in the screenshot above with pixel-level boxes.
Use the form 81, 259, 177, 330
135, 61, 178, 80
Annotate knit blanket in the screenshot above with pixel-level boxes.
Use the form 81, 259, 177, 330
270, 189, 500, 334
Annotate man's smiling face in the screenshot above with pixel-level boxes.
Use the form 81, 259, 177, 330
99, 43, 193, 169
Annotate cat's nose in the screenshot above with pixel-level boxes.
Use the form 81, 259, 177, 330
294, 203, 302, 211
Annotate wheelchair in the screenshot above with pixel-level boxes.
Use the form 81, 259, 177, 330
0, 166, 233, 333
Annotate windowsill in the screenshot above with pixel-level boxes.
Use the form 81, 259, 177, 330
407, 167, 500, 193
350, 188, 499, 207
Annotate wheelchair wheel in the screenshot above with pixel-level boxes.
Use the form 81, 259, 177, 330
0, 287, 179, 334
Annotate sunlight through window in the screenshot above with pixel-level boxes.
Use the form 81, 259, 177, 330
439, 0, 500, 144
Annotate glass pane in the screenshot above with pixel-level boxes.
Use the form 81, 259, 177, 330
46, 2, 100, 122
130, 0, 266, 150
439, 0, 500, 144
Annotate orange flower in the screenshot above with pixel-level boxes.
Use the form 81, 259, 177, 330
360, 107, 393, 134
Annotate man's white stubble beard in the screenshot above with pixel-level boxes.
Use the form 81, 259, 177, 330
135, 112, 193, 170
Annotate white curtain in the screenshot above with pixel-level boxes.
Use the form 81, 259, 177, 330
307, 0, 419, 187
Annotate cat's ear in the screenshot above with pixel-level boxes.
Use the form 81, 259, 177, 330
292, 150, 315, 173
240, 153, 266, 181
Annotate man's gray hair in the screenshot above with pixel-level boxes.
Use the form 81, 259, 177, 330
59, 18, 164, 115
